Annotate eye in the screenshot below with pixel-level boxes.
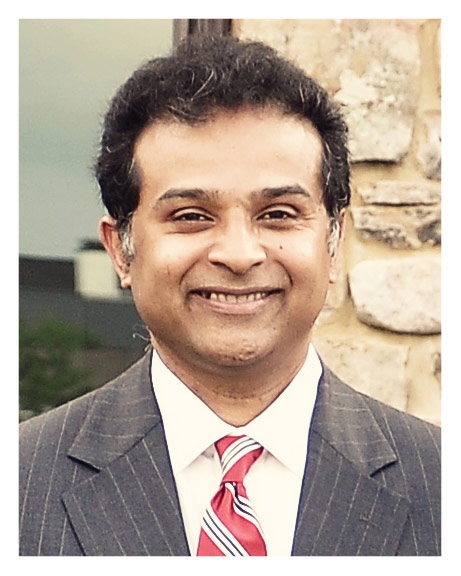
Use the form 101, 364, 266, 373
173, 210, 212, 222
261, 210, 290, 220
259, 207, 296, 221
169, 208, 214, 233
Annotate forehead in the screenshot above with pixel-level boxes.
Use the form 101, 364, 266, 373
133, 107, 324, 199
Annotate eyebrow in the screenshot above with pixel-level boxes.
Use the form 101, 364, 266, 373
259, 185, 313, 200
155, 188, 211, 205
155, 184, 313, 205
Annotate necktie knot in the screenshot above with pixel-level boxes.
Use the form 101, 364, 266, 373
216, 435, 263, 484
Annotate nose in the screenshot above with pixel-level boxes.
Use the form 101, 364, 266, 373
207, 213, 266, 274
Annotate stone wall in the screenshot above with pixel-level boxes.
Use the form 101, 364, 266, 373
233, 19, 441, 425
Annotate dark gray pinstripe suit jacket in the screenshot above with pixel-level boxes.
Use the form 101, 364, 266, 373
19, 351, 441, 556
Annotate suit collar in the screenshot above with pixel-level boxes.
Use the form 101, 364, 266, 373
312, 363, 398, 475
68, 350, 160, 470
68, 352, 397, 476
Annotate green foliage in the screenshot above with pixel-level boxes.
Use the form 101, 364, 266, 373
19, 316, 101, 421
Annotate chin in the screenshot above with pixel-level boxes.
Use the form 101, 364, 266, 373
203, 341, 271, 370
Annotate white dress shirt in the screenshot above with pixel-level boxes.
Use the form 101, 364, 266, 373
151, 345, 321, 556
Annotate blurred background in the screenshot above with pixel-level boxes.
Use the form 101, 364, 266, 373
19, 20, 173, 419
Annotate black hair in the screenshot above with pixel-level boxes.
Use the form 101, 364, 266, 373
95, 35, 350, 231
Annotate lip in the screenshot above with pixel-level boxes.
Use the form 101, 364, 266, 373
189, 287, 283, 314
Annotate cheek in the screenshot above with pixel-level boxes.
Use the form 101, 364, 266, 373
131, 235, 205, 290
281, 239, 332, 284
158, 240, 205, 280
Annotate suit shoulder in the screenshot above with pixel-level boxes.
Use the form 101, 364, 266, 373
19, 388, 96, 474
19, 352, 151, 467
323, 364, 440, 439
358, 385, 440, 451
324, 366, 441, 474
20, 353, 148, 438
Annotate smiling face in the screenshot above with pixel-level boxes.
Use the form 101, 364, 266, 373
101, 107, 343, 383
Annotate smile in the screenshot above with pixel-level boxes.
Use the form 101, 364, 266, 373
190, 288, 283, 311
198, 290, 273, 303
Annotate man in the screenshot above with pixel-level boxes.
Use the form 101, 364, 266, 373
19, 35, 441, 556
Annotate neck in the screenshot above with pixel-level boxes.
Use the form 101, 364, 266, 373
154, 344, 309, 426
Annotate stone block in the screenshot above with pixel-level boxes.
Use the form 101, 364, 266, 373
357, 180, 440, 205
351, 205, 441, 248
314, 336, 409, 411
349, 256, 441, 334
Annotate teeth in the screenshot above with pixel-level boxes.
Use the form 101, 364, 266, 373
203, 291, 269, 303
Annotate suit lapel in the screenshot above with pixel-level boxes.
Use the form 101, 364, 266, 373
292, 366, 410, 556
62, 352, 189, 556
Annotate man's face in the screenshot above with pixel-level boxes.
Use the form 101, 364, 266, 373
104, 108, 342, 376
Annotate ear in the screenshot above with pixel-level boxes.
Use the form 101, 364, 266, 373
328, 209, 346, 285
99, 215, 133, 289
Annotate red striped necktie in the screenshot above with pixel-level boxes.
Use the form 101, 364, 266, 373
196, 435, 267, 556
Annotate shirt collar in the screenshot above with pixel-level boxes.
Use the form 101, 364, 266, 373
151, 346, 321, 479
